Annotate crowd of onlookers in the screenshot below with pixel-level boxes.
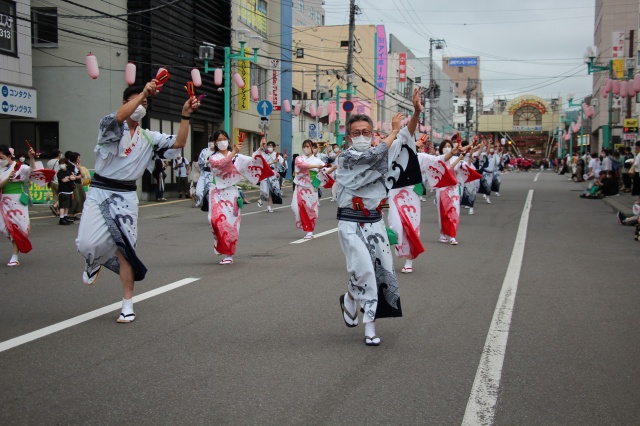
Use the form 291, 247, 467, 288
554, 141, 640, 240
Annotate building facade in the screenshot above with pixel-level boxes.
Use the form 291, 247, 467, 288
292, 0, 325, 26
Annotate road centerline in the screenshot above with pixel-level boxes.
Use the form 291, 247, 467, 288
462, 189, 534, 425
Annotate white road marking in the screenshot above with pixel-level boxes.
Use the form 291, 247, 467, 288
533, 172, 541, 182
462, 189, 534, 425
290, 227, 339, 244
0, 277, 200, 354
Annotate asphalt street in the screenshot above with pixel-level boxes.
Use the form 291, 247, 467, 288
0, 172, 638, 425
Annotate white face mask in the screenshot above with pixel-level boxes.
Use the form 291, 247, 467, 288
452, 143, 458, 149
216, 140, 229, 151
333, 147, 339, 153
351, 136, 372, 152
267, 147, 274, 153
60, 164, 67, 171
0, 159, 7, 167
208, 142, 216, 150
19, 157, 25, 162
443, 148, 451, 155
303, 147, 312, 156
129, 105, 146, 122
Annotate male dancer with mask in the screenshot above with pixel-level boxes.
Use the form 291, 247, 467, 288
336, 88, 422, 346
76, 80, 199, 323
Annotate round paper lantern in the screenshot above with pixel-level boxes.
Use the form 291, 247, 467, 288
214, 69, 223, 86
125, 62, 136, 85
602, 89, 609, 98
588, 106, 596, 117
620, 81, 629, 98
316, 105, 323, 117
420, 125, 425, 133
283, 99, 291, 113
86, 53, 99, 79
250, 85, 259, 101
612, 79, 620, 95
191, 68, 202, 87
293, 103, 301, 116
232, 73, 245, 88
309, 105, 316, 118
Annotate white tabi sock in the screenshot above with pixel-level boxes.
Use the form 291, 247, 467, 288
344, 293, 356, 317
10, 254, 18, 263
404, 259, 413, 269
121, 298, 134, 315
365, 322, 376, 338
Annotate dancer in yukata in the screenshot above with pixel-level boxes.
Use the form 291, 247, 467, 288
76, 80, 199, 323
0, 145, 54, 266
255, 140, 283, 212
460, 142, 484, 215
194, 137, 216, 211
336, 88, 424, 347
478, 139, 500, 204
291, 139, 326, 240
207, 130, 273, 264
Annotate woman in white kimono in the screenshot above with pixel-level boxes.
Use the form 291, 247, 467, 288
207, 130, 272, 264
0, 145, 53, 266
194, 140, 216, 210
435, 140, 467, 245
254, 140, 283, 212
291, 139, 326, 239
461, 143, 484, 215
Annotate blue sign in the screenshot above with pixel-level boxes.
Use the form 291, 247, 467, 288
257, 100, 273, 116
2, 86, 8, 97
343, 101, 354, 112
448, 57, 478, 67
308, 123, 317, 139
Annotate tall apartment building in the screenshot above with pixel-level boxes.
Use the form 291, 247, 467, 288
293, 0, 325, 26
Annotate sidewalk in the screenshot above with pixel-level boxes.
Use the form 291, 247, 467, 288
562, 173, 637, 216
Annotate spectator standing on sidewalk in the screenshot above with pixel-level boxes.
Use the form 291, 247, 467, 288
46, 149, 62, 216
622, 146, 634, 193
173, 154, 190, 199
630, 141, 640, 204
152, 157, 167, 201
56, 158, 77, 225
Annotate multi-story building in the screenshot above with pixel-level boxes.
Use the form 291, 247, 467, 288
443, 56, 482, 138
1, 1, 293, 198
589, 0, 640, 151
292, 0, 325, 26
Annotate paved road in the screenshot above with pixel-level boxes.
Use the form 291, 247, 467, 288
1, 172, 638, 425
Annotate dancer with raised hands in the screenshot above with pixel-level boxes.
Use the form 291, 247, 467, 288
207, 130, 273, 264
76, 80, 199, 323
0, 144, 53, 266
291, 139, 326, 240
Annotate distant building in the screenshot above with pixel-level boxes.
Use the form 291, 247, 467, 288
293, 0, 325, 26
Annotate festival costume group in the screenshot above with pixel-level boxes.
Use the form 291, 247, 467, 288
0, 83, 504, 344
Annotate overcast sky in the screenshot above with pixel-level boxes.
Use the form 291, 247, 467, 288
323, 0, 595, 107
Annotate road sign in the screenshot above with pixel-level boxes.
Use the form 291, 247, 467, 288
343, 101, 354, 112
257, 100, 273, 116
624, 118, 638, 128
308, 123, 317, 139
318, 132, 323, 141
260, 116, 270, 126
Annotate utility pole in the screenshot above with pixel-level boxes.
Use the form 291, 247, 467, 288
464, 78, 478, 141
345, 0, 357, 126
315, 64, 320, 141
626, 29, 635, 120
428, 38, 445, 142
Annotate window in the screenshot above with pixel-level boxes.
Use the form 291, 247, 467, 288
0, 0, 17, 55
455, 82, 459, 88
32, 7, 58, 46
458, 67, 463, 73
513, 106, 542, 126
316, 11, 321, 24
250, 63, 267, 100
298, 0, 304, 12
308, 6, 314, 18
11, 122, 59, 158
458, 106, 465, 114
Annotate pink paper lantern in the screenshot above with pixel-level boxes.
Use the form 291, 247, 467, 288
214, 69, 223, 86
620, 81, 629, 98
250, 85, 259, 101
125, 62, 136, 85
86, 53, 99, 79
612, 79, 620, 95
629, 83, 636, 97
317, 105, 323, 117
232, 73, 245, 88
604, 78, 612, 93
633, 73, 640, 92
602, 90, 608, 98
293, 103, 302, 116
283, 100, 291, 113
191, 68, 202, 87
309, 105, 316, 118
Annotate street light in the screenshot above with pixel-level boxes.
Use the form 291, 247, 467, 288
199, 31, 262, 135
334, 74, 359, 147
583, 46, 614, 150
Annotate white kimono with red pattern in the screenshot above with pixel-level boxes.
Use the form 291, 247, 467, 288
291, 154, 324, 232
208, 152, 273, 255
0, 163, 54, 254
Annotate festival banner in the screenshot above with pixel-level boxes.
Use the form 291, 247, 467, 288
399, 52, 407, 83
268, 59, 281, 111
375, 26, 387, 101
238, 48, 251, 111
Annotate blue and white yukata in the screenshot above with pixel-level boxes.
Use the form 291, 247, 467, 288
76, 112, 181, 281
